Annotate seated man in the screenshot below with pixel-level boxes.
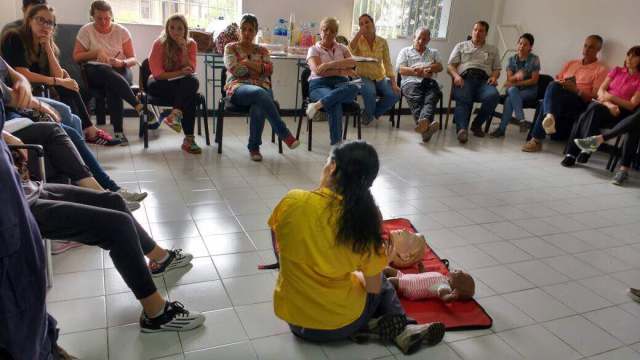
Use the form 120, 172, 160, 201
447, 20, 501, 143
396, 27, 443, 143
522, 35, 608, 152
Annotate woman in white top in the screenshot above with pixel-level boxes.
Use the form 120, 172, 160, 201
72, 0, 145, 145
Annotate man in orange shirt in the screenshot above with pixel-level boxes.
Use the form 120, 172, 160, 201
522, 35, 608, 152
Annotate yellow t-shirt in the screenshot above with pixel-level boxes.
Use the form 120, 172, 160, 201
268, 188, 388, 330
349, 35, 394, 81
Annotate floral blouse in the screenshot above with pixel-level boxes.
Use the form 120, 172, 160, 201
223, 42, 273, 97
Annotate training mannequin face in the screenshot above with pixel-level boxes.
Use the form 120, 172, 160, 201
448, 270, 475, 300
93, 9, 112, 33
413, 30, 430, 53
167, 20, 186, 43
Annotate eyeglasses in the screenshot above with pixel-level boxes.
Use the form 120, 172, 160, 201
34, 16, 56, 29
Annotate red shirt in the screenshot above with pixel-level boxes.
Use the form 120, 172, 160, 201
148, 38, 197, 78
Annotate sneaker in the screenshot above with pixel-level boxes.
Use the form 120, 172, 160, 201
306, 101, 321, 120
127, 201, 141, 211
470, 123, 485, 137
147, 111, 161, 130
574, 136, 599, 153
284, 134, 300, 149
117, 189, 148, 202
421, 121, 440, 143
164, 110, 183, 133
611, 170, 629, 186
576, 152, 591, 164
114, 132, 129, 146
140, 301, 204, 333
50, 240, 83, 255
87, 129, 121, 146
394, 322, 445, 355
542, 113, 556, 134
457, 129, 468, 144
561, 155, 576, 167
250, 150, 263, 162
628, 288, 640, 303
150, 249, 194, 277
521, 138, 542, 152
415, 119, 429, 133
367, 313, 408, 342
489, 128, 505, 138
181, 136, 202, 154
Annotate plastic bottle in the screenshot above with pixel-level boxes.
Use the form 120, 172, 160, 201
263, 27, 272, 44
273, 18, 289, 48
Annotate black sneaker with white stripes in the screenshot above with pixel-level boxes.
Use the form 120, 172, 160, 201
140, 301, 204, 333
150, 249, 193, 277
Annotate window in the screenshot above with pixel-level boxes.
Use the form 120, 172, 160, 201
110, 0, 241, 29
352, 0, 451, 40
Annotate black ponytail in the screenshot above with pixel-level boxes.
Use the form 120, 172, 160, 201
331, 141, 382, 254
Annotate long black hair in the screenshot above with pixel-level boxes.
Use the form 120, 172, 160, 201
330, 141, 382, 254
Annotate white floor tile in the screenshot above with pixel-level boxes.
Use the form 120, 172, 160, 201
47, 270, 105, 302
204, 232, 257, 255
163, 256, 219, 286
473, 265, 535, 294
476, 295, 536, 332
584, 307, 640, 345
482, 222, 532, 240
179, 309, 249, 352
510, 237, 566, 259
502, 288, 575, 322
108, 323, 182, 360
58, 329, 108, 360
156, 237, 210, 258
168, 280, 231, 312
252, 333, 328, 360
223, 273, 277, 306
48, 296, 106, 335
579, 275, 635, 305
542, 281, 613, 313
497, 324, 581, 360
587, 347, 640, 360
52, 245, 103, 274
541, 255, 604, 280
476, 241, 533, 264
507, 260, 570, 286
448, 334, 523, 360
543, 315, 623, 357
183, 341, 257, 360
235, 302, 289, 339
321, 340, 392, 359
212, 252, 265, 279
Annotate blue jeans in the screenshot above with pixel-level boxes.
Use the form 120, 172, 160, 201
39, 97, 83, 134
452, 77, 500, 131
289, 275, 405, 342
309, 77, 359, 145
360, 77, 399, 123
531, 81, 587, 140
498, 86, 537, 131
60, 124, 120, 191
230, 85, 291, 151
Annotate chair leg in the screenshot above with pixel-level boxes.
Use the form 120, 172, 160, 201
343, 114, 349, 140
484, 115, 493, 133
439, 96, 444, 129
357, 113, 362, 139
202, 98, 210, 146
296, 104, 305, 140
271, 128, 276, 143
216, 101, 224, 154
278, 138, 283, 154
445, 95, 453, 130
307, 116, 312, 151
197, 111, 202, 135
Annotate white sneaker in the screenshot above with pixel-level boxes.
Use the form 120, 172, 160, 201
150, 249, 194, 277
140, 301, 204, 333
117, 189, 148, 202
306, 101, 321, 120
542, 114, 556, 134
127, 201, 141, 211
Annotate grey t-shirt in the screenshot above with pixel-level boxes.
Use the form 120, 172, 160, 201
448, 40, 501, 77
396, 46, 441, 87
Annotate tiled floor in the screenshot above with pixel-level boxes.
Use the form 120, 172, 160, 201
50, 115, 640, 359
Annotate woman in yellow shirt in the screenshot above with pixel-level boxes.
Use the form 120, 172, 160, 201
349, 14, 401, 126
268, 141, 444, 355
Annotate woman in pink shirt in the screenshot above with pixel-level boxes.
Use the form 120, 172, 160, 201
147, 14, 201, 154
563, 46, 640, 171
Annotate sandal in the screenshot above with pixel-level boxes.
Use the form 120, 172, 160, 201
181, 136, 201, 154
164, 109, 183, 133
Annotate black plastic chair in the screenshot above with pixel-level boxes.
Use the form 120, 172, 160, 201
295, 67, 361, 151
138, 59, 209, 149
215, 67, 282, 154
485, 74, 554, 133
393, 72, 444, 129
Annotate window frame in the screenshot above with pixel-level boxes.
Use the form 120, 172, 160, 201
109, 0, 242, 28
351, 0, 453, 41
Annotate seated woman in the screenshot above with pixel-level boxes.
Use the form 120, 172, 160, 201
1, 3, 118, 145
349, 14, 400, 126
269, 141, 445, 355
223, 13, 299, 161
491, 33, 540, 138
72, 0, 148, 146
564, 46, 640, 173
305, 17, 359, 146
147, 15, 201, 154
1, 56, 146, 202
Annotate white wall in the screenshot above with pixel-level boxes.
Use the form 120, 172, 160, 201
0, 0, 19, 26
500, 0, 637, 77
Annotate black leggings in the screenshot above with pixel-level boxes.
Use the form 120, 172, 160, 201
84, 64, 138, 133
602, 108, 640, 167
146, 76, 199, 136
13, 122, 92, 183
55, 85, 93, 130
30, 183, 158, 300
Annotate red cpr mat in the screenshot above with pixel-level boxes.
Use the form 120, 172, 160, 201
383, 218, 493, 331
